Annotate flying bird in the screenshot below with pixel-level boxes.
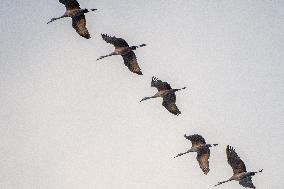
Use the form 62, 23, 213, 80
140, 77, 186, 115
47, 0, 97, 39
96, 34, 146, 75
214, 145, 263, 188
174, 134, 218, 174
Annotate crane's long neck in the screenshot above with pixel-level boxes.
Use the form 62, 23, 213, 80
74, 8, 97, 16
172, 87, 186, 93
206, 144, 218, 148
129, 44, 146, 51
249, 169, 263, 176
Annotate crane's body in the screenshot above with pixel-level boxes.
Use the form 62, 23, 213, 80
97, 34, 146, 75
140, 77, 186, 115
47, 0, 96, 39
174, 134, 218, 175
215, 145, 263, 188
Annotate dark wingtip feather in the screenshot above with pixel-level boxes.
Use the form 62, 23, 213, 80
136, 71, 143, 75
101, 33, 107, 38
83, 34, 91, 39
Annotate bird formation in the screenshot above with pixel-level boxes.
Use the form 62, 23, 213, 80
47, 0, 263, 188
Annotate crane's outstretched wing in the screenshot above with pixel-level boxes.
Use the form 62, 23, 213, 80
101, 34, 129, 47
184, 134, 206, 147
162, 92, 180, 115
239, 176, 255, 188
72, 14, 90, 39
122, 51, 142, 75
59, 0, 80, 10
197, 147, 210, 175
151, 76, 172, 91
226, 145, 247, 174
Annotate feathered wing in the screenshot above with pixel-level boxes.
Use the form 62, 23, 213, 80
151, 77, 172, 91
101, 34, 129, 47
184, 134, 206, 147
59, 0, 80, 10
72, 14, 90, 39
239, 176, 256, 188
197, 147, 210, 175
226, 145, 247, 174
122, 51, 142, 75
162, 92, 181, 115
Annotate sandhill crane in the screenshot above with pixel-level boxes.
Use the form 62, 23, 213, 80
140, 77, 186, 115
214, 145, 263, 188
174, 134, 218, 174
47, 0, 97, 39
96, 34, 146, 75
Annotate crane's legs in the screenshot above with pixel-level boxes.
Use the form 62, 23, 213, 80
214, 178, 233, 187
173, 149, 192, 158
96, 52, 117, 61
47, 15, 67, 24
140, 95, 158, 102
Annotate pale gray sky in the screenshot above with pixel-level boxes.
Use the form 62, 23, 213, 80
0, 0, 284, 189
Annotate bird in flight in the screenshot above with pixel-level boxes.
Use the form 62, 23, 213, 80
214, 145, 263, 188
97, 34, 146, 75
174, 134, 218, 174
140, 77, 186, 115
47, 0, 97, 39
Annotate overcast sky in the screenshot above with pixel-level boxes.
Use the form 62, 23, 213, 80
1, 0, 284, 188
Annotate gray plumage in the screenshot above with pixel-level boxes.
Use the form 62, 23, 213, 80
174, 134, 218, 175
140, 77, 185, 115
47, 0, 97, 39
97, 34, 146, 75
214, 145, 263, 188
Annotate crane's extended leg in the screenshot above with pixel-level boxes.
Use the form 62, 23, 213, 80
47, 15, 66, 24
174, 149, 191, 158
96, 52, 117, 61
214, 178, 233, 187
